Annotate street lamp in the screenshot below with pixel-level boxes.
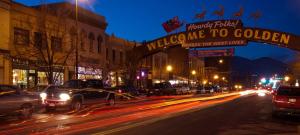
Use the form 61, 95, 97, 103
202, 80, 208, 85
219, 59, 224, 64
166, 65, 173, 81
191, 70, 196, 75
166, 65, 173, 72
74, 0, 80, 79
284, 76, 290, 82
213, 75, 219, 80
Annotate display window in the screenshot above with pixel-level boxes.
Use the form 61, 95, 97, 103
13, 69, 27, 88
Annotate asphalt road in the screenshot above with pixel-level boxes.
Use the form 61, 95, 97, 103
108, 95, 300, 135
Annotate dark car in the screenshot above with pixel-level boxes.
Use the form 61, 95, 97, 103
41, 79, 115, 112
196, 85, 214, 94
272, 86, 300, 116
147, 82, 176, 96
116, 85, 140, 96
0, 85, 39, 119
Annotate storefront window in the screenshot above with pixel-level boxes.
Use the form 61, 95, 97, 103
13, 69, 27, 88
78, 67, 103, 80
37, 72, 64, 86
54, 72, 64, 85
38, 72, 48, 85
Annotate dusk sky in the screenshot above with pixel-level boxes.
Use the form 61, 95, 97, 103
14, 0, 300, 62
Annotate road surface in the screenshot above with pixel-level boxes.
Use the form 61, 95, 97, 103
96, 95, 300, 135
1, 92, 299, 135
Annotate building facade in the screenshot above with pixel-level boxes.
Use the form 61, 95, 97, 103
139, 46, 205, 87
0, 1, 134, 88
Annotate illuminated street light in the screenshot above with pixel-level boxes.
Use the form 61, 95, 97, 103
284, 76, 290, 82
191, 70, 196, 75
260, 78, 267, 83
222, 77, 226, 81
202, 80, 208, 85
219, 59, 224, 64
213, 75, 219, 80
166, 65, 173, 72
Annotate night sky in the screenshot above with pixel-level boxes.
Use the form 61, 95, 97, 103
14, 0, 300, 62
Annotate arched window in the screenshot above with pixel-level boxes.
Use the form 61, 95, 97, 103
97, 35, 103, 54
88, 32, 95, 52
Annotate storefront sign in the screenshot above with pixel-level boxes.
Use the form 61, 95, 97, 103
189, 48, 234, 57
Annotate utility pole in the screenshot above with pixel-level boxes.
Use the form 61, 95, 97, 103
75, 0, 79, 79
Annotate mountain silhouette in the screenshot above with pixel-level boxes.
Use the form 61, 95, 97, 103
231, 56, 288, 77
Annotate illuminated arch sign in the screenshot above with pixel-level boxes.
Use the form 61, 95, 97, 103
144, 20, 300, 53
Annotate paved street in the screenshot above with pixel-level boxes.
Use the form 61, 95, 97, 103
100, 95, 300, 135
0, 92, 241, 134
1, 92, 300, 135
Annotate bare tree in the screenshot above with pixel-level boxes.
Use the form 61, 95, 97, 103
11, 1, 75, 85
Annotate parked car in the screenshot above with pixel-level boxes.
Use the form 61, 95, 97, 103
0, 85, 39, 119
41, 79, 116, 112
175, 85, 190, 95
147, 82, 176, 96
272, 86, 300, 117
196, 85, 214, 94
115, 85, 140, 96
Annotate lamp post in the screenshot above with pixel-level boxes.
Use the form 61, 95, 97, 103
284, 76, 290, 82
191, 70, 196, 86
75, 0, 79, 79
219, 59, 224, 64
213, 74, 219, 86
166, 65, 173, 82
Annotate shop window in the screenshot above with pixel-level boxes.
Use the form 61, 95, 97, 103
112, 49, 116, 63
88, 32, 95, 53
51, 37, 62, 51
14, 27, 29, 45
97, 35, 103, 54
13, 69, 28, 88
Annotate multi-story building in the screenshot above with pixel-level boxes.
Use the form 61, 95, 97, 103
105, 34, 136, 87
139, 46, 205, 87
0, 1, 134, 88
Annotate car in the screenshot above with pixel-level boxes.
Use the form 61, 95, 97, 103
0, 85, 39, 119
147, 82, 176, 96
196, 85, 214, 94
175, 85, 190, 95
272, 86, 300, 117
41, 79, 116, 112
115, 85, 140, 96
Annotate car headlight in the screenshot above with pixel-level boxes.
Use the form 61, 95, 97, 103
40, 92, 47, 100
59, 93, 71, 101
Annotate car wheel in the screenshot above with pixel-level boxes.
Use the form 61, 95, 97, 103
19, 104, 33, 120
71, 100, 82, 112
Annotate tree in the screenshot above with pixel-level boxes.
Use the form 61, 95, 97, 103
10, 1, 75, 85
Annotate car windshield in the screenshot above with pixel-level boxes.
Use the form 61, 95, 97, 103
277, 87, 300, 96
